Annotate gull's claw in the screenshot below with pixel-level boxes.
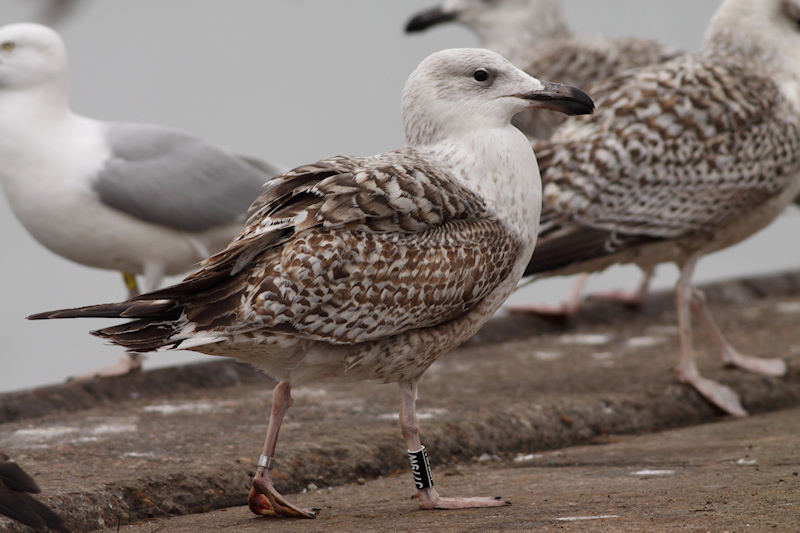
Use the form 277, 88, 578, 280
248, 473, 318, 519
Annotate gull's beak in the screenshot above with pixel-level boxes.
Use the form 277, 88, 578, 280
520, 81, 595, 116
406, 6, 459, 33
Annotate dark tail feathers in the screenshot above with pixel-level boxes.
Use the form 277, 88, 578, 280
27, 299, 179, 321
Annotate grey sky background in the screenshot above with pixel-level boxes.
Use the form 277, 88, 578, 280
0, 0, 797, 392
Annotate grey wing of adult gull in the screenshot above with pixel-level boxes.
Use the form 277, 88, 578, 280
93, 123, 277, 234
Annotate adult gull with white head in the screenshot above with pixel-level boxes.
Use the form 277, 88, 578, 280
0, 23, 284, 375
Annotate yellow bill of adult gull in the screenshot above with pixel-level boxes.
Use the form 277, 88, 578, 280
29, 48, 594, 517
406, 0, 680, 140
520, 0, 799, 417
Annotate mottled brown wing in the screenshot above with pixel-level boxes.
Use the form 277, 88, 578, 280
149, 149, 491, 296
527, 55, 800, 275
513, 35, 681, 139
228, 218, 519, 344
520, 35, 682, 92
144, 150, 519, 344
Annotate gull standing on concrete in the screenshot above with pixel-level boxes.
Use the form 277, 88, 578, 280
0, 451, 70, 532
29, 48, 593, 517
406, 0, 680, 139
0, 24, 283, 375
521, 0, 800, 416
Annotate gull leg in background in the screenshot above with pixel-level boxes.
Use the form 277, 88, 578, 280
399, 380, 510, 510
70, 271, 146, 381
691, 287, 787, 376
248, 381, 318, 519
123, 272, 140, 299
507, 274, 588, 317
675, 254, 747, 417
587, 267, 654, 308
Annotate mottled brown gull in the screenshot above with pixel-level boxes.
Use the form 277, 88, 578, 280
521, 0, 799, 416
0, 451, 70, 532
28, 48, 594, 517
406, 0, 681, 139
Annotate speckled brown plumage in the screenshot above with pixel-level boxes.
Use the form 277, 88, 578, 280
521, 0, 800, 416
29, 48, 595, 515
510, 35, 681, 139
0, 451, 70, 532
527, 57, 800, 277
93, 152, 520, 373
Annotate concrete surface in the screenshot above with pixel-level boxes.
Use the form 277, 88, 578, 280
1, 270, 799, 532
104, 406, 800, 532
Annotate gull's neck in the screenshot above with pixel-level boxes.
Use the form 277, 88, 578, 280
422, 124, 542, 251
0, 81, 101, 200
0, 81, 73, 130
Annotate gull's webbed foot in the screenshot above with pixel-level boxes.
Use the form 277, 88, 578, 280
678, 370, 748, 417
248, 469, 318, 519
720, 348, 787, 377
70, 353, 143, 381
416, 487, 511, 510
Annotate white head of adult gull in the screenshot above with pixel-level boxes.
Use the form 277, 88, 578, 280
29, 47, 594, 517
406, 0, 681, 140
521, 0, 800, 416
0, 23, 283, 299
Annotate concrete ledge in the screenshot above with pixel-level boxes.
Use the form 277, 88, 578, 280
1, 269, 799, 531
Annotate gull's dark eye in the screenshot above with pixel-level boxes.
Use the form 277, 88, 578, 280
782, 0, 800, 29
474, 69, 489, 82
1, 41, 15, 52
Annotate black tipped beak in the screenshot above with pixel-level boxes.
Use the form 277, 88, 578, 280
405, 6, 459, 33
522, 82, 595, 116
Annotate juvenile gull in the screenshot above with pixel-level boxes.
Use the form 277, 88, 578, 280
406, 0, 681, 139
0, 451, 70, 532
521, 0, 799, 416
29, 48, 593, 517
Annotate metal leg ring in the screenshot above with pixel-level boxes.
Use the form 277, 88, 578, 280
258, 454, 276, 470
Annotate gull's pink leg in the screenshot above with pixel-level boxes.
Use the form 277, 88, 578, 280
674, 256, 747, 417
691, 287, 787, 376
507, 274, 588, 317
399, 380, 510, 510
70, 273, 144, 380
587, 266, 654, 308
248, 381, 318, 518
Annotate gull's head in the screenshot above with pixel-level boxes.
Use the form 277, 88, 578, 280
0, 23, 68, 91
406, 0, 568, 44
402, 48, 593, 147
706, 0, 800, 73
